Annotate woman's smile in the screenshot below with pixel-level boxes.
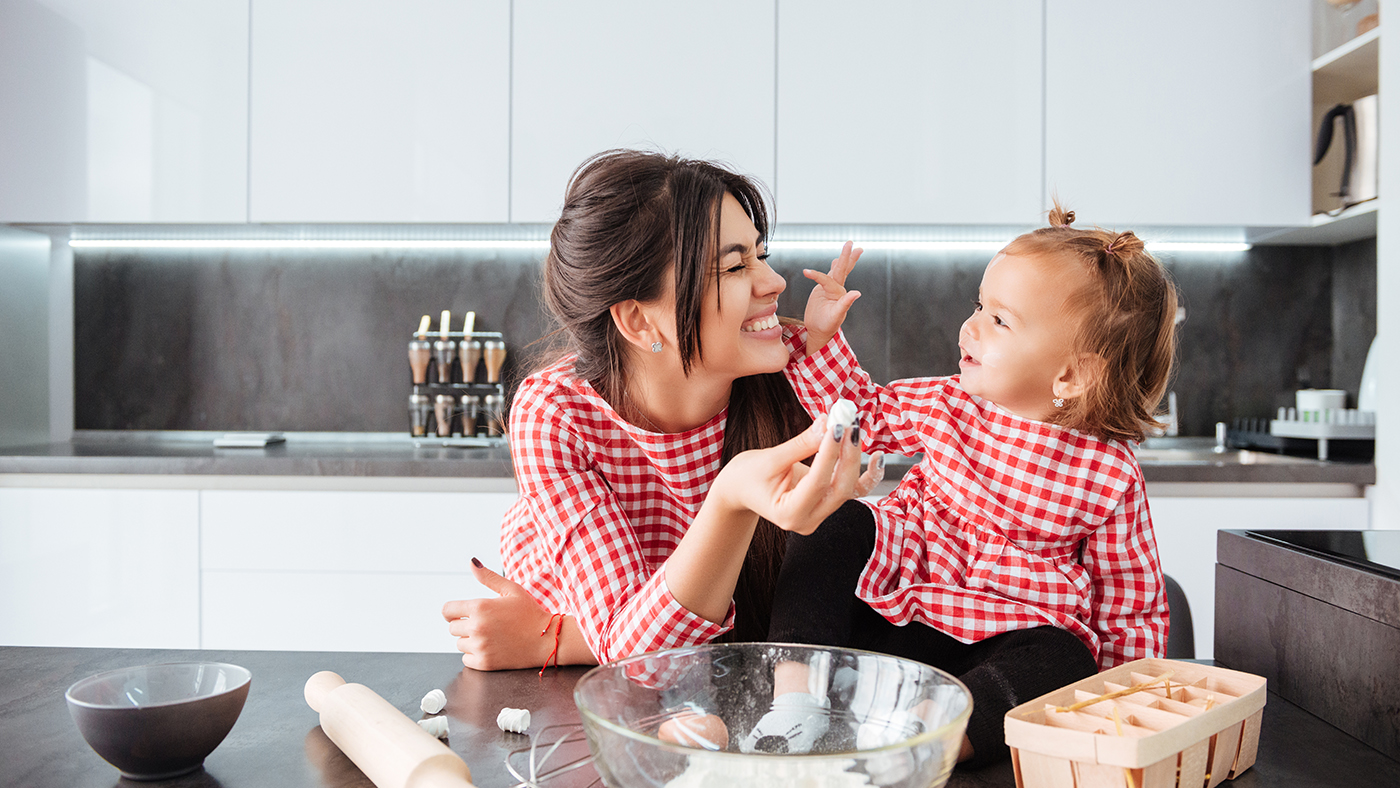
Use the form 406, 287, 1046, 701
740, 308, 782, 337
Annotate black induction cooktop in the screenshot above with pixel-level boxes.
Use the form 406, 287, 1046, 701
1245, 529, 1400, 581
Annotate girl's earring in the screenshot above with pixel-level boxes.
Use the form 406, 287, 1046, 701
1053, 397, 1065, 408
651, 341, 663, 353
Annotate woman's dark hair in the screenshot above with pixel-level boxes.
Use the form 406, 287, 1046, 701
541, 149, 810, 642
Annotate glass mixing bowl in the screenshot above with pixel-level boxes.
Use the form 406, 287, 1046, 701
574, 643, 971, 788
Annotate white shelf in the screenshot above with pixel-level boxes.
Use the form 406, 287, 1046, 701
1313, 27, 1379, 105
1250, 201, 1376, 246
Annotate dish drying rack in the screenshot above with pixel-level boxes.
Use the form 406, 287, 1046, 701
1004, 658, 1266, 788
1269, 406, 1375, 461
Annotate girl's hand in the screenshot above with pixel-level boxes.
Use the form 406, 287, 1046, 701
442, 561, 595, 671
802, 241, 863, 357
714, 413, 863, 535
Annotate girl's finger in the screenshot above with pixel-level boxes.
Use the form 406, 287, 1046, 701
854, 451, 886, 498
803, 268, 845, 296
831, 243, 863, 283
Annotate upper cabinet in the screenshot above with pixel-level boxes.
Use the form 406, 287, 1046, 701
248, 0, 509, 223
510, 0, 776, 224
776, 1, 1042, 225
0, 0, 248, 223
1044, 0, 1312, 228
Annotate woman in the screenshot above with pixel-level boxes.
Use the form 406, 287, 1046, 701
441, 150, 877, 670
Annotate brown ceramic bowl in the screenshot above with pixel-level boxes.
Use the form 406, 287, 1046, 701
65, 662, 251, 781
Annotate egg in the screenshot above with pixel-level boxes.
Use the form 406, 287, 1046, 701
657, 712, 729, 751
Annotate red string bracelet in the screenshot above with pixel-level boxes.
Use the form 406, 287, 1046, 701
539, 613, 564, 677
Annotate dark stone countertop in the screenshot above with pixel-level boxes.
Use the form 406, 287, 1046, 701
0, 435, 1375, 487
3, 646, 1397, 788
0, 437, 514, 478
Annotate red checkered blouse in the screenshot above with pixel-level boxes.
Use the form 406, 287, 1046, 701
500, 329, 811, 663
785, 332, 1168, 669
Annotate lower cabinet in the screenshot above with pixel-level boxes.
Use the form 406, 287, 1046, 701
1149, 494, 1370, 660
0, 488, 200, 648
0, 485, 515, 652
199, 489, 516, 653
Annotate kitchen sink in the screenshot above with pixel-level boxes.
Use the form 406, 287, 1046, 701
1133, 437, 1318, 466
1132, 447, 1317, 465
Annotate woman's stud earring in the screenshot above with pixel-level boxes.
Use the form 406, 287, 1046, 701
651, 341, 663, 353
1053, 397, 1065, 408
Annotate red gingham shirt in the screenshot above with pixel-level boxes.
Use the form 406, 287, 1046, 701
785, 332, 1168, 669
500, 329, 811, 663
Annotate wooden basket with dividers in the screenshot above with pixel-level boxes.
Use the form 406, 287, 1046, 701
1004, 658, 1266, 788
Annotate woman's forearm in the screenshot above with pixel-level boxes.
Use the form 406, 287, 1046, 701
662, 487, 760, 624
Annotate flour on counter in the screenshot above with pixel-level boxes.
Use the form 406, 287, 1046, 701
662, 753, 870, 788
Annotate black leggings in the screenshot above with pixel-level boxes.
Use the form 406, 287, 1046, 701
768, 500, 1098, 767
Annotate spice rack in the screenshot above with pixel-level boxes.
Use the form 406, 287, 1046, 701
407, 311, 509, 447
1004, 658, 1266, 788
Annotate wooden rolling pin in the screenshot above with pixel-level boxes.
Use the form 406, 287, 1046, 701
304, 671, 474, 788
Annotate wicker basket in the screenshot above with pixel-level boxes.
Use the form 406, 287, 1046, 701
1004, 658, 1266, 788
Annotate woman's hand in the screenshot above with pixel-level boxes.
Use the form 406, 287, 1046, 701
442, 560, 597, 671
802, 241, 864, 356
714, 413, 876, 535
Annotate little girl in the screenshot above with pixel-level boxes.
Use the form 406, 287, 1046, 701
742, 206, 1176, 767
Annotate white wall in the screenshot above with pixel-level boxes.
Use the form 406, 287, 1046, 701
1373, 0, 1400, 529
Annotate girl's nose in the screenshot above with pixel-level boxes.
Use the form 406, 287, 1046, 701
960, 315, 978, 341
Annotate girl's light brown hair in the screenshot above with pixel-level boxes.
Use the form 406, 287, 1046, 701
538, 149, 810, 642
1001, 203, 1178, 443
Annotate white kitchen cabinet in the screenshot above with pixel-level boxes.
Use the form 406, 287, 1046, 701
249, 0, 510, 222
200, 489, 514, 652
1044, 1, 1312, 228
776, 1, 1042, 225
1149, 495, 1369, 660
0, 488, 200, 648
0, 0, 248, 223
510, 0, 776, 223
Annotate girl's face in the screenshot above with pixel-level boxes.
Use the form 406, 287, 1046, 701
692, 192, 789, 381
957, 252, 1088, 421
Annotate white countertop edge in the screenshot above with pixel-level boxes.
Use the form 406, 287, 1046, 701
0, 473, 519, 493
1145, 481, 1368, 498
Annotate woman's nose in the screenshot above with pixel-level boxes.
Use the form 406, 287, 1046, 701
757, 260, 786, 298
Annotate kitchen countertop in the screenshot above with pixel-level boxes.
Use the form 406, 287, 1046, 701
3, 646, 1397, 788
0, 434, 1375, 488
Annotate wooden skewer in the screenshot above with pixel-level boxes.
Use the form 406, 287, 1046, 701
416, 315, 431, 338
1112, 709, 1140, 788
1050, 672, 1175, 713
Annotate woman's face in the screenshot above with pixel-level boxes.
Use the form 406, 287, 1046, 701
691, 192, 789, 381
957, 251, 1086, 420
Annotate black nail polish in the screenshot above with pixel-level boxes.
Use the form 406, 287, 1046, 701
471, 557, 483, 569
850, 426, 861, 445
832, 424, 845, 442
876, 454, 885, 469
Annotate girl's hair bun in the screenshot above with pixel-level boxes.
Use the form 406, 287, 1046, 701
1049, 206, 1076, 227
1104, 231, 1144, 257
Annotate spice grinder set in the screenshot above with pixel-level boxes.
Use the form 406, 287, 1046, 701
407, 310, 508, 442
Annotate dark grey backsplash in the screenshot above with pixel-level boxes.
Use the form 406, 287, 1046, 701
74, 239, 1375, 437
